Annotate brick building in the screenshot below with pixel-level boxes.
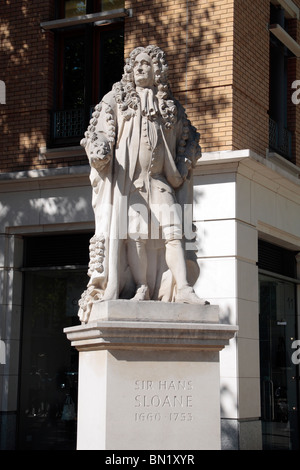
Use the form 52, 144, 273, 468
1, 0, 300, 450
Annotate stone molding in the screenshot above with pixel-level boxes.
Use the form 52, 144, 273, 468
64, 300, 238, 352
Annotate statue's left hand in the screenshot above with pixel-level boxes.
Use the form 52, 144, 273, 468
177, 157, 192, 181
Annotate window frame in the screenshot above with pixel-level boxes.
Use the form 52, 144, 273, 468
47, 2, 125, 148
268, 3, 297, 161
41, 0, 129, 31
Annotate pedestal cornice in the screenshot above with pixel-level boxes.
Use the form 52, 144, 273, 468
64, 300, 238, 352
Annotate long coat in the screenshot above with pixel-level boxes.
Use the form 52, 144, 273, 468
79, 89, 200, 322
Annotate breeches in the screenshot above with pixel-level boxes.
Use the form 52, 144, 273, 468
128, 183, 182, 241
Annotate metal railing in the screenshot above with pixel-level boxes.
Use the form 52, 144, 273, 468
53, 108, 85, 140
52, 106, 95, 141
269, 118, 292, 160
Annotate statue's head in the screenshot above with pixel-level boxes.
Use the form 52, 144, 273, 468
123, 45, 169, 90
133, 52, 155, 88
113, 45, 176, 128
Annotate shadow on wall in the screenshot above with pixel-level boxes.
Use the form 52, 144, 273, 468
220, 303, 238, 450
220, 383, 239, 450
0, 0, 52, 169
126, 0, 230, 151
0, 193, 92, 229
0, 1, 230, 169
220, 304, 238, 449
0, 81, 6, 104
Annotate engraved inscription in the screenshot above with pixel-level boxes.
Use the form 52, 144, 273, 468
134, 380, 194, 423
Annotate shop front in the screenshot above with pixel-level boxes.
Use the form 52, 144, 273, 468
17, 233, 91, 449
259, 241, 299, 449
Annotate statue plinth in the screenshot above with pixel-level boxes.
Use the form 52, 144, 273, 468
64, 301, 237, 450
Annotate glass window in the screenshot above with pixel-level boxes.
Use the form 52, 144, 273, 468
269, 3, 293, 160
52, 1, 124, 146
99, 27, 125, 101
18, 233, 91, 450
18, 269, 88, 450
258, 240, 299, 450
65, 0, 87, 17
61, 33, 86, 110
102, 0, 124, 11
259, 275, 299, 450
59, 0, 125, 18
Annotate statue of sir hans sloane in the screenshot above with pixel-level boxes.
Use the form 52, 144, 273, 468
79, 45, 208, 323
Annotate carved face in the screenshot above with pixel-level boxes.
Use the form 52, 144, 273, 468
133, 52, 154, 88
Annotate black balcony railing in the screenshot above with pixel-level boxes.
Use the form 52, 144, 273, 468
269, 118, 292, 160
53, 108, 85, 139
52, 106, 95, 144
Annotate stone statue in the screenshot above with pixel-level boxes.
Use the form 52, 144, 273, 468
79, 45, 207, 323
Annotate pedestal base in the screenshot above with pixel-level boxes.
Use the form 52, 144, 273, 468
64, 300, 237, 450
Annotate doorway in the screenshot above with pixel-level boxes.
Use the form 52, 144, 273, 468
18, 269, 88, 449
17, 232, 91, 449
259, 274, 299, 449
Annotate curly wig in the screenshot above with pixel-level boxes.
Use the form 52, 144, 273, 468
113, 45, 177, 128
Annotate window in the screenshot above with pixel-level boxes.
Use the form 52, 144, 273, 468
101, 0, 125, 11
64, 0, 87, 17
269, 3, 297, 160
56, 0, 125, 18
51, 0, 124, 147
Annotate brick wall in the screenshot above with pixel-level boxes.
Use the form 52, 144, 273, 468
1, 0, 300, 172
126, 0, 300, 162
125, 0, 235, 153
0, 1, 55, 172
231, 0, 270, 157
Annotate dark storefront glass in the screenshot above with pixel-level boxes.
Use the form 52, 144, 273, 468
258, 240, 299, 450
259, 275, 299, 449
18, 234, 90, 450
18, 270, 87, 450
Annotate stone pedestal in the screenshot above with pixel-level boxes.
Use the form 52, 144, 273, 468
64, 300, 237, 450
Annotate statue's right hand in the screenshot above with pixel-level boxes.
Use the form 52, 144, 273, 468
89, 141, 111, 170
90, 155, 110, 170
